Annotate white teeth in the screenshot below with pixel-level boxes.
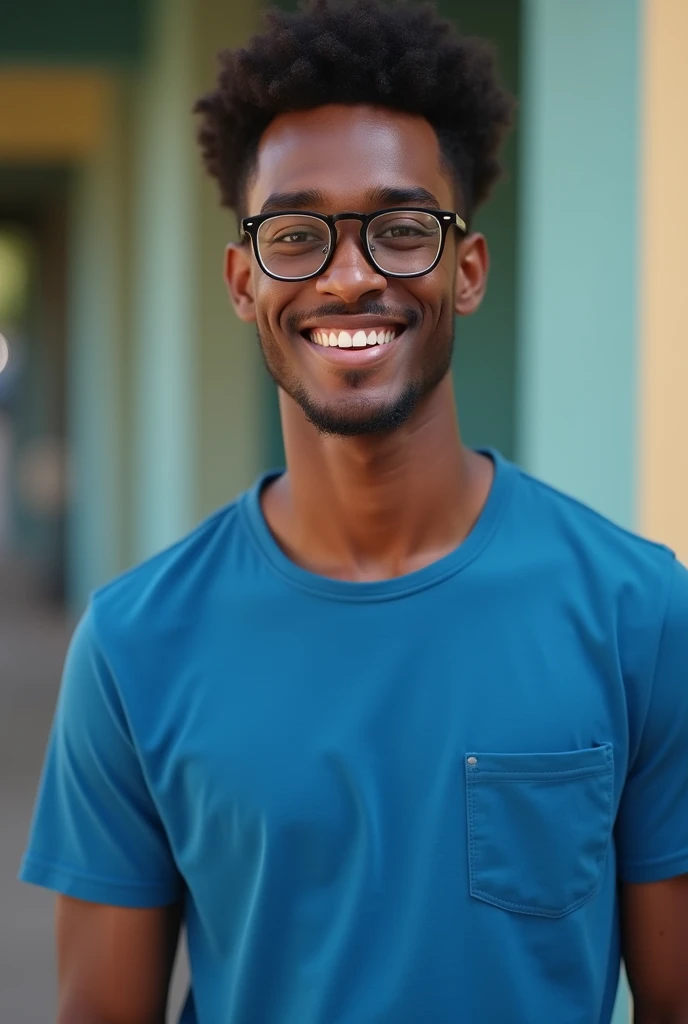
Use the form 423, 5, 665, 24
309, 327, 400, 348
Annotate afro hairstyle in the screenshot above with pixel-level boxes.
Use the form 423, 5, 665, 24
194, 0, 515, 223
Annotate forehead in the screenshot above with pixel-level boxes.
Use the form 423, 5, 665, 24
247, 104, 455, 213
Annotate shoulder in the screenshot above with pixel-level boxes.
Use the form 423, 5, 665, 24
88, 490, 257, 673
506, 460, 681, 679
511, 460, 677, 591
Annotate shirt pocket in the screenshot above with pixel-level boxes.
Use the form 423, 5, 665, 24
465, 744, 614, 918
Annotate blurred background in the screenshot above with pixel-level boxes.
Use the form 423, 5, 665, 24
0, 0, 685, 1019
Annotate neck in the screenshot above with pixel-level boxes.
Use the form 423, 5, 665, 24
262, 375, 494, 582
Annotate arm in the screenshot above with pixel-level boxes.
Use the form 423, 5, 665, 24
56, 897, 181, 1024
615, 559, 688, 1024
622, 877, 688, 1024
20, 609, 183, 1018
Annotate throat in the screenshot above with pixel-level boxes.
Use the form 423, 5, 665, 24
261, 409, 490, 582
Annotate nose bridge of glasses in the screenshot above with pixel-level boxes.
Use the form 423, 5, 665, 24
330, 212, 367, 246
325, 214, 376, 269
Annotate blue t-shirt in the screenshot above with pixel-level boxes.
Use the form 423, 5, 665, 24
21, 451, 688, 1024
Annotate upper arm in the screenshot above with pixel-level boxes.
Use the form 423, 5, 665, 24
621, 876, 688, 1021
21, 607, 181, 908
616, 559, 688, 1019
56, 895, 181, 1024
615, 558, 688, 884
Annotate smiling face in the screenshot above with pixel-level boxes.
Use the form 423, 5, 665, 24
225, 104, 489, 437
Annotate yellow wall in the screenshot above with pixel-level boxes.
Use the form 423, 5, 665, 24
639, 0, 688, 561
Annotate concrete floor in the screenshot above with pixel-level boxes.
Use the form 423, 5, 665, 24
0, 558, 188, 1021
0, 557, 71, 1021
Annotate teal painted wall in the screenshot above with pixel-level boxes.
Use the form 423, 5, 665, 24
518, 0, 640, 531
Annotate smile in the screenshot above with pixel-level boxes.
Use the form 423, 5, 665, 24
305, 326, 403, 349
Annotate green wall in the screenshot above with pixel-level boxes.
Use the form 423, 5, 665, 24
0, 0, 146, 65
442, 0, 520, 461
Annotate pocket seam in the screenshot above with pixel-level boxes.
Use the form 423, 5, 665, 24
466, 753, 614, 919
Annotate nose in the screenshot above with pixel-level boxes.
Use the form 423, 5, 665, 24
315, 231, 387, 304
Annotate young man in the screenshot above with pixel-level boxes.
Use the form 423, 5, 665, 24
21, 2, 688, 1022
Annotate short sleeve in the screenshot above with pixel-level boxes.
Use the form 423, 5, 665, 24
19, 605, 182, 907
616, 557, 688, 883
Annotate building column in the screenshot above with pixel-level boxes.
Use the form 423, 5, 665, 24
517, 0, 641, 533
131, 0, 266, 560
131, 0, 197, 561
68, 78, 128, 608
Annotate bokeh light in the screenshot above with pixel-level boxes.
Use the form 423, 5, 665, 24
0, 332, 9, 374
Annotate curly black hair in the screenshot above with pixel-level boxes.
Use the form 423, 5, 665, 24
194, 0, 514, 222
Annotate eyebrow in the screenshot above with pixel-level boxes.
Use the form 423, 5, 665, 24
366, 185, 442, 210
259, 189, 327, 214
258, 185, 443, 215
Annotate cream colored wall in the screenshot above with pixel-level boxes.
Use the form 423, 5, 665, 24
639, 0, 688, 562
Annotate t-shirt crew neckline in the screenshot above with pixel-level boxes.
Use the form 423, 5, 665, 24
239, 448, 517, 602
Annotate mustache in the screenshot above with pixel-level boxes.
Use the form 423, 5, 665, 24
286, 301, 420, 334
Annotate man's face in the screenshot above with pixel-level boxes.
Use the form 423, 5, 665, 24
226, 104, 487, 437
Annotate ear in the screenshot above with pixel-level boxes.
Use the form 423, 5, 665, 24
454, 233, 489, 317
224, 243, 257, 323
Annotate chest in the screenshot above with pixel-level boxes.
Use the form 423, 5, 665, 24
136, 590, 628, 867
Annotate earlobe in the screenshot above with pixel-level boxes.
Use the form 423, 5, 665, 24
225, 243, 257, 323
454, 233, 490, 317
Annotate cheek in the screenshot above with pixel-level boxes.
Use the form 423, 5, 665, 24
253, 277, 294, 335
404, 272, 453, 331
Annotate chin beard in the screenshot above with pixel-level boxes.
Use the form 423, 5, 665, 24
256, 325, 453, 438
290, 381, 422, 437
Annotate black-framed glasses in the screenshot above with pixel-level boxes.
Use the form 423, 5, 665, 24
241, 207, 467, 282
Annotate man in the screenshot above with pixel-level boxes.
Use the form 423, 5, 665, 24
21, 2, 688, 1022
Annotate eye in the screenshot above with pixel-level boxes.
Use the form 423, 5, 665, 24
275, 230, 322, 244
378, 223, 427, 238
369, 215, 439, 243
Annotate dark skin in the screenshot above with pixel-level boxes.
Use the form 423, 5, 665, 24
56, 104, 688, 1022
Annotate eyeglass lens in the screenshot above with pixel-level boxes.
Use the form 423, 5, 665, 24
256, 211, 442, 279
